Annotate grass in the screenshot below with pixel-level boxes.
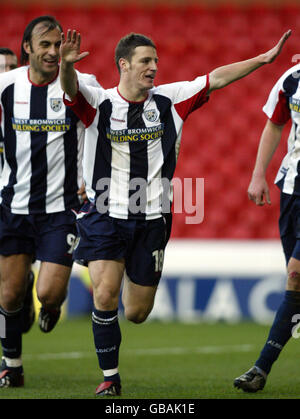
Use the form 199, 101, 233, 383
0, 316, 300, 399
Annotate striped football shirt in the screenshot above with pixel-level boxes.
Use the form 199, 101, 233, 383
0, 66, 99, 214
64, 75, 210, 220
263, 63, 300, 195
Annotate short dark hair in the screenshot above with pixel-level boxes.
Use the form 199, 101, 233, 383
0, 47, 16, 56
21, 15, 62, 65
115, 33, 156, 73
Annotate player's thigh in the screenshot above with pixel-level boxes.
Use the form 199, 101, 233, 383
0, 209, 34, 306
74, 205, 128, 266
88, 259, 125, 310
281, 233, 296, 266
125, 216, 170, 287
36, 261, 72, 306
279, 192, 297, 264
0, 206, 35, 269
122, 216, 172, 322
0, 254, 33, 308
285, 196, 300, 290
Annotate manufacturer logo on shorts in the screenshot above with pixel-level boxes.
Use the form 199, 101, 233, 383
144, 109, 158, 122
50, 98, 63, 112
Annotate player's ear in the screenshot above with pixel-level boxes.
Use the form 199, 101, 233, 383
23, 41, 31, 55
119, 58, 129, 73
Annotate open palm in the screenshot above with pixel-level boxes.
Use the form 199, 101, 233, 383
60, 29, 89, 63
262, 30, 291, 64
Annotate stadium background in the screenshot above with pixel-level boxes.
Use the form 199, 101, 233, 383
1, 0, 299, 323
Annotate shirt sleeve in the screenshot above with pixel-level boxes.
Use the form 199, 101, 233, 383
63, 79, 104, 128
77, 71, 102, 88
156, 74, 210, 121
263, 75, 291, 126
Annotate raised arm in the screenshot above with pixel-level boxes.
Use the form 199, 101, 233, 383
248, 119, 284, 206
208, 30, 291, 93
59, 30, 89, 100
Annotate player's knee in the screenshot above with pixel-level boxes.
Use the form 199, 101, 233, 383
37, 292, 54, 308
0, 286, 25, 310
287, 270, 300, 291
124, 306, 150, 324
94, 287, 119, 311
37, 288, 65, 309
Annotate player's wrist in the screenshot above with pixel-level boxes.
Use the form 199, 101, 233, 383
252, 53, 267, 66
60, 58, 75, 67
252, 169, 267, 179
258, 52, 277, 65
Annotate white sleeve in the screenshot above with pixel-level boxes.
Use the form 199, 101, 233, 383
262, 68, 295, 125
77, 71, 101, 88
156, 75, 210, 121
63, 79, 106, 127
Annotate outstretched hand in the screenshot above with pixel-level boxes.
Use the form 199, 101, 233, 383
261, 29, 291, 64
60, 29, 89, 64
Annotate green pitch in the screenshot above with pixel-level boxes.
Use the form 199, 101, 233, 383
0, 317, 299, 399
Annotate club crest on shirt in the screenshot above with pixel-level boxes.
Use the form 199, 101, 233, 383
144, 109, 158, 122
50, 98, 63, 112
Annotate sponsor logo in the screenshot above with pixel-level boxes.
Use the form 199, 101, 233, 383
106, 124, 164, 143
11, 118, 71, 132
289, 98, 300, 113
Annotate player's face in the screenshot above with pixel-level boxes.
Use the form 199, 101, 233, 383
127, 46, 158, 91
24, 23, 61, 82
0, 54, 18, 72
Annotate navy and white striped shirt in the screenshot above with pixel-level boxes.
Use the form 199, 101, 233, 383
263, 63, 300, 195
64, 75, 209, 220
0, 66, 98, 214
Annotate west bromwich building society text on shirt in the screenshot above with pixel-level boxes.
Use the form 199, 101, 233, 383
0, 66, 99, 214
64, 75, 210, 220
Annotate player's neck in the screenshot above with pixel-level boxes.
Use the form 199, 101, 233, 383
28, 67, 58, 86
117, 82, 148, 103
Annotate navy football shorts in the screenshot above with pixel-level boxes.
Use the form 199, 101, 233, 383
279, 192, 300, 264
74, 203, 172, 286
0, 205, 77, 267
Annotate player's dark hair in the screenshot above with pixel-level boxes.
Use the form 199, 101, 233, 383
21, 15, 63, 65
0, 47, 16, 56
115, 33, 156, 73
